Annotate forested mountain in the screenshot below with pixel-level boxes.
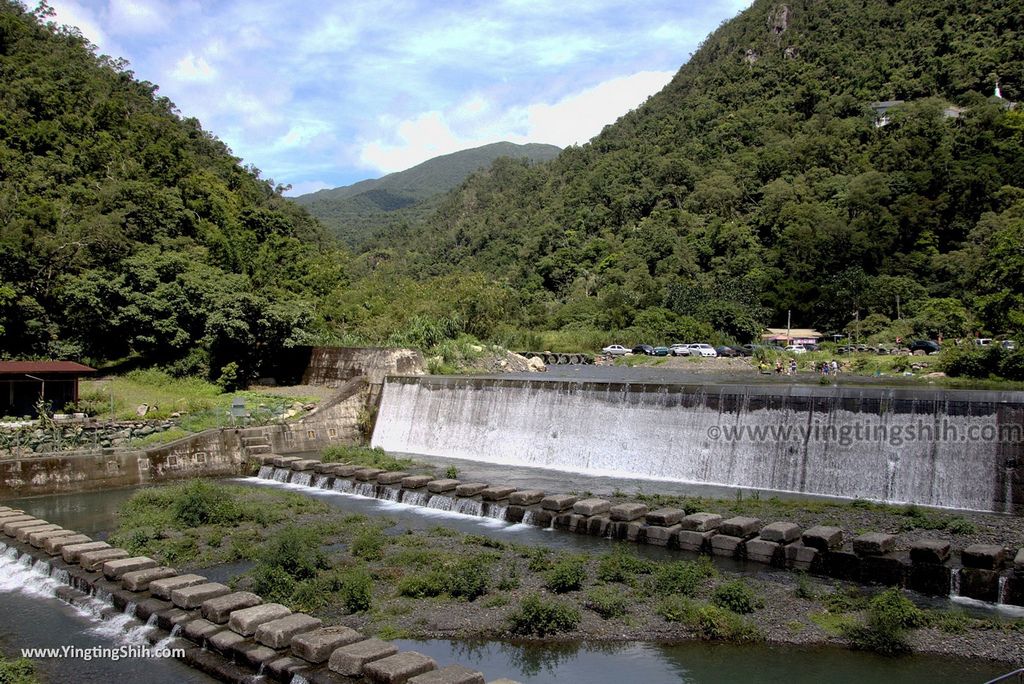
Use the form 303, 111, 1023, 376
294, 142, 560, 249
0, 1, 342, 382
374, 0, 1024, 345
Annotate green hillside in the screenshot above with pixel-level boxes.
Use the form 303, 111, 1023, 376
0, 1, 339, 383
293, 142, 560, 249
381, 0, 1024, 345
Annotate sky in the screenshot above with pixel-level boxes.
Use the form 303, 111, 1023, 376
47, 0, 752, 196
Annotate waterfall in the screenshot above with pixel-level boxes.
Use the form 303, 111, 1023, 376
153, 623, 183, 651
380, 487, 401, 502
354, 483, 377, 498
257, 465, 274, 479
402, 491, 428, 507
950, 569, 961, 597
483, 503, 508, 521
312, 474, 329, 489
427, 495, 455, 512
332, 478, 354, 494
271, 467, 291, 483
371, 376, 1023, 512
454, 499, 484, 516
291, 472, 313, 488
290, 676, 311, 684
998, 576, 1009, 604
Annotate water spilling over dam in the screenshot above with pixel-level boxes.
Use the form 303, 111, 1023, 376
372, 376, 1024, 513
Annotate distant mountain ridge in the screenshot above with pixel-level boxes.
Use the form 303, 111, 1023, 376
293, 141, 560, 248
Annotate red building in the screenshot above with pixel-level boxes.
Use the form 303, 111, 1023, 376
0, 361, 96, 417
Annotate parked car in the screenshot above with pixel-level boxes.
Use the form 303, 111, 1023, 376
715, 345, 740, 357
687, 343, 718, 357
653, 346, 670, 357
1001, 340, 1018, 351
784, 345, 808, 354
908, 340, 941, 355
803, 343, 820, 352
669, 344, 691, 356
974, 338, 993, 347
632, 344, 656, 356
601, 344, 630, 356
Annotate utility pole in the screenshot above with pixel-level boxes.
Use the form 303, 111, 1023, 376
896, 294, 901, 320
787, 309, 791, 346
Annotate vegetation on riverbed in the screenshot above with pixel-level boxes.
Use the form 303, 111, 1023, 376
320, 445, 414, 472
0, 654, 37, 684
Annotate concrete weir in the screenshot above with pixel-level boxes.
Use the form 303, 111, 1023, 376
371, 376, 1024, 513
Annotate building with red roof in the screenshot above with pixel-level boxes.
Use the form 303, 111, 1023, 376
0, 361, 96, 417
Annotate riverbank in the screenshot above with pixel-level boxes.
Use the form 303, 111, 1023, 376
108, 479, 1024, 667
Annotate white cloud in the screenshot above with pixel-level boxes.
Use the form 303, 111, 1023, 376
49, 0, 108, 47
285, 180, 331, 197
358, 69, 674, 173
108, 0, 167, 35
170, 52, 217, 82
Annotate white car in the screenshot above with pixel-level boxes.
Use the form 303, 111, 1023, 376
601, 344, 630, 356
687, 343, 718, 357
669, 344, 691, 356
785, 345, 808, 354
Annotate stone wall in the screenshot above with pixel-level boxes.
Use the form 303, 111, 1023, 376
302, 347, 425, 386
0, 420, 178, 456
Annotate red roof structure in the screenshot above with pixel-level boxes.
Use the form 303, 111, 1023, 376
0, 361, 95, 375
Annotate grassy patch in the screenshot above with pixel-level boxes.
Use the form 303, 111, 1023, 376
649, 557, 717, 597
596, 546, 655, 584
544, 555, 588, 593
507, 594, 581, 637
810, 611, 858, 636
656, 596, 758, 641
0, 654, 37, 684
584, 586, 630, 619
711, 580, 763, 614
320, 445, 413, 471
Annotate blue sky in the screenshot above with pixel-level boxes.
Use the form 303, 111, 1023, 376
49, 0, 752, 195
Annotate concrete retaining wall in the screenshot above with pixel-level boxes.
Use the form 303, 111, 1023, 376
302, 347, 425, 386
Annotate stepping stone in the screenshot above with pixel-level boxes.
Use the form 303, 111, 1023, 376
3, 517, 41, 535
745, 538, 782, 564
170, 582, 231, 609
29, 528, 77, 548
80, 548, 129, 571
909, 539, 951, 564
645, 508, 684, 526
572, 498, 611, 516
183, 618, 224, 642
540, 494, 577, 511
201, 591, 262, 624
409, 664, 486, 684
355, 468, 385, 481
962, 544, 1006, 570
363, 651, 436, 683
255, 613, 322, 649
149, 574, 208, 600
508, 489, 545, 506
328, 638, 399, 676
376, 472, 409, 485
480, 486, 516, 502
229, 603, 292, 636
121, 566, 179, 592
802, 526, 844, 551
710, 534, 744, 558
402, 475, 433, 489
609, 503, 648, 522
719, 516, 761, 539
681, 512, 722, 532
334, 465, 359, 477
45, 534, 91, 555
427, 479, 461, 493
290, 625, 364, 663
454, 483, 488, 497
16, 523, 61, 542
760, 522, 801, 544
62, 541, 109, 563
852, 533, 896, 557
208, 628, 248, 654
289, 459, 319, 471
102, 556, 158, 580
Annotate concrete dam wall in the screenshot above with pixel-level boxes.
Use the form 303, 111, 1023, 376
371, 376, 1024, 513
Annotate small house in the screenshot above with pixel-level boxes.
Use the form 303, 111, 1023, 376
0, 361, 96, 417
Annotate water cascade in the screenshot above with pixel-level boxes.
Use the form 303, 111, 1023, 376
371, 376, 1024, 513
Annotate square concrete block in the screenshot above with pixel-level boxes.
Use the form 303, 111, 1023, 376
409, 664, 485, 684
272, 456, 300, 467
208, 628, 248, 654
508, 490, 545, 506
121, 566, 178, 592
80, 548, 129, 571
540, 494, 577, 511
680, 512, 722, 532
861, 553, 909, 586
290, 459, 319, 471
1, 516, 36, 534
171, 582, 231, 609
16, 523, 61, 542
45, 534, 91, 555
644, 508, 684, 526
962, 544, 1006, 570
480, 486, 516, 501
643, 524, 681, 547
760, 522, 801, 544
328, 638, 399, 676
745, 538, 782, 565
355, 468, 385, 481
427, 479, 461, 493
265, 655, 310, 680
334, 465, 359, 477
853, 533, 896, 557
710, 534, 744, 558
802, 525, 844, 551
62, 541, 110, 563
376, 472, 410, 485
720, 516, 761, 539
202, 591, 262, 624
228, 602, 292, 636
909, 539, 950, 565
29, 528, 77, 548
364, 651, 437, 683
103, 556, 158, 580
959, 567, 1000, 602
1015, 548, 1024, 573
402, 475, 433, 489
149, 574, 208, 600
677, 529, 715, 552
785, 542, 820, 571
313, 462, 337, 474
454, 482, 488, 497
255, 613, 322, 649
571, 498, 610, 516
609, 503, 648, 522
183, 618, 224, 642
290, 625, 364, 663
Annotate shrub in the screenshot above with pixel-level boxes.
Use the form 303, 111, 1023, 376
544, 555, 587, 593
657, 596, 757, 641
336, 567, 373, 612
712, 580, 762, 614
650, 557, 716, 596
584, 586, 629, 619
447, 556, 491, 600
0, 654, 36, 684
260, 525, 328, 580
596, 546, 655, 584
249, 564, 297, 603
172, 479, 239, 527
843, 588, 923, 656
320, 444, 412, 471
445, 465, 459, 479
525, 547, 552, 572
351, 528, 388, 561
507, 594, 581, 636
794, 574, 816, 600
